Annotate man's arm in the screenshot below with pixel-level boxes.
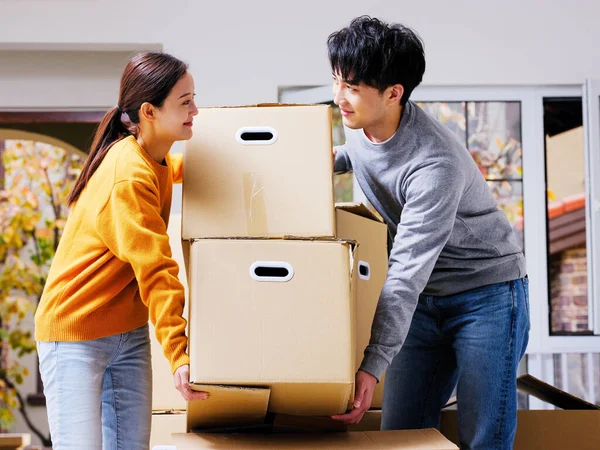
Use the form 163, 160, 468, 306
359, 159, 466, 380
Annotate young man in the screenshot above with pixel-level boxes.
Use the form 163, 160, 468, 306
329, 16, 529, 450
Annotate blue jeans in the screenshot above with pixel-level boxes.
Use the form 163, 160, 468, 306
37, 324, 152, 450
381, 277, 530, 450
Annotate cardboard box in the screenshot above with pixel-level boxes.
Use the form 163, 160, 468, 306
150, 214, 188, 412
187, 385, 271, 432
336, 203, 388, 407
182, 104, 335, 239
171, 429, 458, 449
150, 413, 187, 448
187, 238, 357, 418
0, 434, 30, 450
440, 374, 600, 450
348, 409, 382, 432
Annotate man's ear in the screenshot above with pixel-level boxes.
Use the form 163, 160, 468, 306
139, 102, 156, 122
387, 84, 404, 106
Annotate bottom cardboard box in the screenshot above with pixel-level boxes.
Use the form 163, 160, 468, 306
151, 413, 187, 448
172, 429, 457, 449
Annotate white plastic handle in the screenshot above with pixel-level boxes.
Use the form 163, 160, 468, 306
236, 126, 278, 145
358, 261, 371, 281
249, 261, 294, 282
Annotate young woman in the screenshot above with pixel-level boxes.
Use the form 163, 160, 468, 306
35, 51, 207, 449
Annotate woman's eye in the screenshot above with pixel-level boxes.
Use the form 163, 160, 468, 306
183, 100, 191, 105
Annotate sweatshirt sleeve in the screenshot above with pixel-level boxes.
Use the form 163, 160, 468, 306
359, 159, 466, 381
334, 144, 353, 174
169, 153, 183, 184
96, 179, 189, 373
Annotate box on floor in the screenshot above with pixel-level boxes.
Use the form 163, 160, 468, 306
150, 412, 186, 448
171, 429, 457, 449
0, 434, 30, 450
440, 374, 600, 450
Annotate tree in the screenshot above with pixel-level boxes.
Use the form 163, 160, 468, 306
0, 139, 83, 445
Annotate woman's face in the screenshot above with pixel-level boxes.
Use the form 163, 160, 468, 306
154, 71, 199, 142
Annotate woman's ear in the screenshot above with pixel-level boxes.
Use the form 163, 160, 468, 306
139, 102, 156, 122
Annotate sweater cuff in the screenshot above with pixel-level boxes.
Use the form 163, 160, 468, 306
170, 353, 190, 375
359, 351, 389, 382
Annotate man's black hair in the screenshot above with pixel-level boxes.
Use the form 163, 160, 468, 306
328, 16, 426, 105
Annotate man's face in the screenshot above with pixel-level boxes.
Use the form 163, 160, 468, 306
332, 72, 388, 130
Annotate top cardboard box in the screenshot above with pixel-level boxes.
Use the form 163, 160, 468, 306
182, 104, 335, 239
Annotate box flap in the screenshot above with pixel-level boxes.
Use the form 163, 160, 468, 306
187, 385, 271, 431
335, 202, 383, 223
172, 429, 458, 449
517, 374, 600, 410
267, 383, 354, 416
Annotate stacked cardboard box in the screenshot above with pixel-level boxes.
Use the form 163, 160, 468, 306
150, 104, 456, 449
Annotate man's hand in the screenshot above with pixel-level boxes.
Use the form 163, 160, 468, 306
332, 148, 337, 166
331, 370, 377, 424
174, 364, 209, 401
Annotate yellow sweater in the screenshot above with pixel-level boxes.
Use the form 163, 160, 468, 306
35, 136, 188, 373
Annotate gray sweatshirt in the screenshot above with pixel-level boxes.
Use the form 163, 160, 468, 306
334, 100, 526, 381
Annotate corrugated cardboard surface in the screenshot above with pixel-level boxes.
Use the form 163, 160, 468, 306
171, 429, 458, 449
188, 239, 356, 416
348, 409, 382, 432
182, 104, 335, 239
440, 374, 600, 449
335, 205, 388, 408
150, 214, 188, 412
441, 410, 600, 450
270, 413, 348, 433
150, 413, 186, 448
187, 385, 271, 431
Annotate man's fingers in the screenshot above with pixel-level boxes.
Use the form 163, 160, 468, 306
353, 379, 367, 409
331, 406, 365, 424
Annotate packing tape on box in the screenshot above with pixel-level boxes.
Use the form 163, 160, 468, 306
243, 172, 268, 237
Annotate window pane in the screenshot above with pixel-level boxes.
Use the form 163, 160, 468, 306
553, 353, 600, 405
467, 102, 522, 181
543, 97, 589, 335
487, 180, 524, 251
417, 102, 466, 145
